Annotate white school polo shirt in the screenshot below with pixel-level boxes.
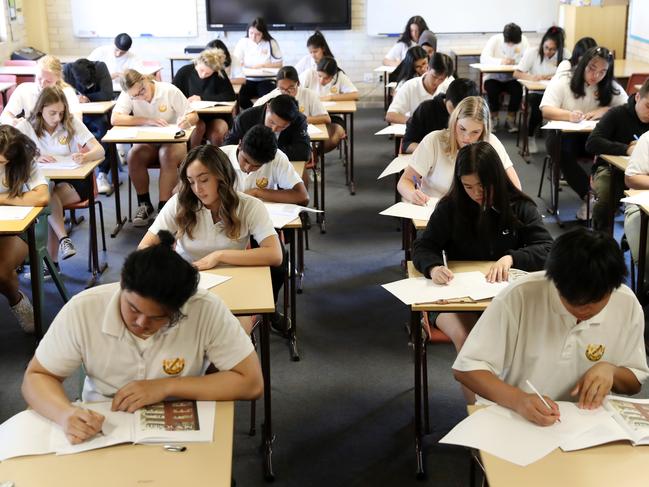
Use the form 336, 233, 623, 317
517, 48, 570, 78
220, 145, 302, 193
453, 272, 649, 401
233, 38, 282, 74
0, 83, 80, 123
114, 81, 190, 123
299, 68, 358, 98
0, 161, 47, 194
254, 86, 328, 117
148, 192, 277, 262
35, 282, 254, 402
294, 54, 316, 76
409, 129, 513, 199
386, 74, 453, 118
385, 41, 415, 63
625, 131, 649, 177
226, 53, 244, 80
88, 44, 144, 75
16, 118, 94, 157
540, 72, 627, 114
480, 33, 529, 82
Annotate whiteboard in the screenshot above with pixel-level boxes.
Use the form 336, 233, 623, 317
366, 0, 560, 36
71, 0, 198, 38
629, 0, 649, 44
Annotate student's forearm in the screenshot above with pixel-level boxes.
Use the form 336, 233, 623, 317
625, 174, 649, 190
216, 247, 283, 267
453, 369, 526, 409
612, 366, 642, 395
404, 142, 418, 154
383, 58, 400, 67
307, 114, 331, 125
513, 70, 534, 81
541, 106, 572, 122
267, 61, 282, 68
161, 369, 263, 401
111, 113, 150, 126
506, 167, 522, 190
22, 371, 76, 427
0, 185, 49, 207
396, 175, 417, 202
251, 188, 309, 205
385, 112, 408, 125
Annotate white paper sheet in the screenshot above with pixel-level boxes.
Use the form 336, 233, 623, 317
243, 67, 279, 77
108, 127, 138, 139
37, 155, 81, 170
375, 124, 406, 136
189, 100, 235, 110
542, 120, 597, 131
378, 154, 412, 179
307, 124, 323, 136
0, 410, 55, 461
264, 203, 321, 229
139, 125, 183, 135
379, 200, 438, 221
0, 205, 34, 220
198, 272, 231, 290
621, 191, 649, 207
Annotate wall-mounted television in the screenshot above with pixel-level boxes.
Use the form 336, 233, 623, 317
206, 0, 351, 31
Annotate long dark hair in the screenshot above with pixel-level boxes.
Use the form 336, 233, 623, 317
306, 30, 334, 58
538, 26, 565, 65
206, 39, 232, 67
570, 46, 619, 106
397, 15, 428, 44
569, 37, 597, 68
0, 125, 39, 198
396, 46, 428, 84
317, 56, 343, 84
176, 145, 241, 241
247, 17, 280, 59
443, 141, 533, 237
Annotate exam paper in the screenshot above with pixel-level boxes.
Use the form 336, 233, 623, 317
264, 203, 321, 229
189, 100, 235, 110
375, 124, 406, 136
379, 200, 438, 221
0, 205, 34, 220
37, 155, 80, 170
542, 120, 597, 131
621, 191, 649, 207
378, 154, 412, 179
198, 272, 232, 290
307, 124, 323, 136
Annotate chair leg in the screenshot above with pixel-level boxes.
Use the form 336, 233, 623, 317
128, 175, 133, 222
97, 201, 106, 251
249, 328, 257, 436
537, 156, 549, 198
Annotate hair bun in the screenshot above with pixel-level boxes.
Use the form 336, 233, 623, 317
157, 230, 176, 249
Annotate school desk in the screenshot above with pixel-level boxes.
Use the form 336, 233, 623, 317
614, 59, 649, 81
516, 79, 549, 160
0, 80, 16, 106
374, 64, 397, 111
79, 100, 116, 115
450, 47, 482, 75
205, 265, 276, 480
598, 154, 629, 234
406, 260, 494, 478
0, 206, 60, 337
0, 65, 37, 78
40, 158, 106, 287
101, 126, 194, 237
375, 123, 406, 157
192, 101, 236, 115
324, 100, 358, 195
0, 402, 234, 487
309, 123, 329, 233
469, 63, 518, 94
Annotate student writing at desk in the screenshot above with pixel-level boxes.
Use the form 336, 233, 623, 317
453, 228, 649, 425
402, 78, 478, 154
385, 53, 454, 125
206, 39, 245, 85
221, 125, 308, 205
21, 232, 263, 444
139, 145, 284, 334
383, 15, 429, 67
225, 94, 311, 162
586, 78, 649, 233
541, 46, 627, 221
63, 58, 114, 194
112, 69, 198, 227
294, 31, 336, 76
412, 142, 552, 401
16, 86, 105, 270
393, 46, 429, 91
88, 32, 143, 80
398, 96, 521, 206
555, 36, 597, 77
0, 126, 49, 333
172, 48, 236, 147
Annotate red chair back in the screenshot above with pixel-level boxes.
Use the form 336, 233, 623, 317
0, 74, 17, 109
3, 60, 37, 85
626, 73, 649, 96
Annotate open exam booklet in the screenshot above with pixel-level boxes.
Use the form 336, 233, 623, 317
0, 400, 215, 461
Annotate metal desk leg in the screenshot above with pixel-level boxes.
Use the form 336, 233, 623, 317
412, 308, 425, 479
287, 228, 299, 361
638, 212, 648, 305
319, 140, 327, 233
108, 143, 126, 237
607, 165, 623, 235
86, 184, 108, 288
27, 224, 44, 339
349, 112, 355, 195
548, 130, 563, 226
258, 313, 275, 480
519, 87, 530, 161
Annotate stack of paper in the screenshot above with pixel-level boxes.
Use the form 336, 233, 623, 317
382, 271, 510, 305
0, 205, 34, 221
264, 203, 321, 229
379, 200, 438, 221
378, 154, 412, 179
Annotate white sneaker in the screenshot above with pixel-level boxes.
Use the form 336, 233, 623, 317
528, 137, 538, 154
490, 116, 499, 133
59, 237, 77, 260
133, 204, 153, 227
576, 196, 596, 221
10, 290, 35, 333
96, 172, 112, 194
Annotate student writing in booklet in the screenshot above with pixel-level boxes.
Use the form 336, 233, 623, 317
398, 96, 521, 206
0, 125, 49, 334
22, 231, 263, 444
111, 69, 198, 227
16, 86, 105, 271
221, 124, 308, 205
453, 228, 649, 425
413, 142, 552, 401
138, 145, 285, 334
383, 15, 429, 67
393, 46, 429, 91
87, 32, 143, 80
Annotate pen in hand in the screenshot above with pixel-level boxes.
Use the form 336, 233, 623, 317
526, 379, 561, 423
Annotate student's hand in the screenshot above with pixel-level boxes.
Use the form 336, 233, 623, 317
244, 188, 261, 198
320, 94, 333, 102
569, 110, 585, 122
486, 255, 514, 283
584, 109, 606, 121
627, 141, 638, 156
61, 406, 105, 444
78, 95, 90, 103
571, 361, 616, 409
193, 251, 222, 271
148, 118, 169, 127
71, 152, 87, 163
111, 72, 122, 80
177, 116, 191, 130
38, 154, 57, 163
515, 392, 561, 426
430, 265, 454, 284
112, 379, 170, 413
187, 95, 201, 102
502, 58, 516, 65
410, 189, 430, 206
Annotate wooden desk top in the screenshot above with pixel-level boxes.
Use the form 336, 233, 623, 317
322, 100, 357, 113
309, 124, 329, 142
517, 79, 549, 91
39, 158, 104, 180
193, 102, 236, 115
413, 218, 427, 230
407, 260, 495, 312
0, 65, 36, 76
102, 126, 194, 144
169, 53, 194, 61
80, 101, 116, 115
374, 65, 397, 73
206, 266, 275, 315
0, 206, 44, 234
614, 59, 649, 79
291, 161, 306, 176
451, 47, 482, 57
0, 402, 234, 487
469, 63, 517, 73
0, 81, 16, 92
600, 154, 629, 172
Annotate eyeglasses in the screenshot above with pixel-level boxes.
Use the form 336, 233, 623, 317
278, 84, 298, 95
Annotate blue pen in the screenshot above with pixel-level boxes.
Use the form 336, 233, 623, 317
412, 175, 419, 190
634, 134, 640, 141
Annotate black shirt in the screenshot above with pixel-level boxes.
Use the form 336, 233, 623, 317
172, 64, 236, 102
402, 94, 450, 151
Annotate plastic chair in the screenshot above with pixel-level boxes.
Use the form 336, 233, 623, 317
3, 59, 37, 84
626, 73, 649, 96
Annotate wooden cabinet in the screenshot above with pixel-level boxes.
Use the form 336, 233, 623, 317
559, 4, 629, 58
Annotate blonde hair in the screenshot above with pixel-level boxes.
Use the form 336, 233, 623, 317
442, 96, 491, 159
36, 55, 70, 89
194, 48, 226, 74
120, 69, 153, 91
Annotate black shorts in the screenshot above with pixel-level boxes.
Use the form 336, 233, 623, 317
56, 178, 92, 200
330, 115, 346, 131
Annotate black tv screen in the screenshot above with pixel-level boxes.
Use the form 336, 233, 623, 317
206, 0, 351, 30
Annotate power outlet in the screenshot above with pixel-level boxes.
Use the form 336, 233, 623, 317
363, 72, 374, 83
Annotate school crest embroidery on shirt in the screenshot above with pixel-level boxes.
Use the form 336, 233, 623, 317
162, 357, 185, 375
58, 135, 69, 145
330, 86, 338, 94
256, 177, 269, 189
585, 344, 605, 362
158, 104, 168, 113
299, 105, 305, 113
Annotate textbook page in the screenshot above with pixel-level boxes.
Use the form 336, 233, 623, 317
133, 400, 214, 443
0, 410, 55, 461
378, 154, 412, 179
605, 396, 649, 445
0, 205, 34, 220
